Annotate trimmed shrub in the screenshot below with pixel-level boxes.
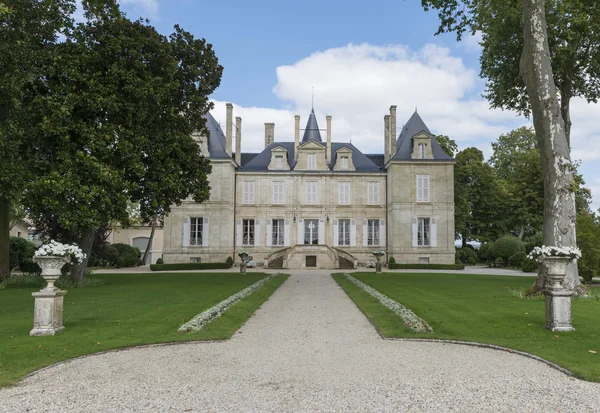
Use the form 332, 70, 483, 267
463, 247, 478, 261
105, 243, 141, 268
388, 256, 396, 265
455, 259, 462, 265
226, 256, 234, 267
150, 262, 231, 271
466, 257, 476, 265
20, 259, 41, 274
508, 251, 527, 268
156, 257, 164, 265
8, 237, 38, 272
492, 236, 525, 267
389, 263, 465, 270
521, 258, 539, 273
524, 233, 543, 254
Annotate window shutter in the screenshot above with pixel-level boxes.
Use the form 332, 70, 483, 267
202, 217, 209, 247
412, 218, 418, 247
362, 219, 368, 247
249, 182, 255, 204
379, 219, 386, 247
236, 219, 243, 246
318, 219, 325, 245
367, 183, 373, 204
350, 219, 356, 247
338, 183, 343, 204
297, 219, 304, 245
182, 217, 190, 247
255, 219, 261, 247
424, 176, 430, 202
266, 220, 272, 247
284, 219, 291, 247
333, 220, 339, 246
373, 183, 379, 204
431, 217, 438, 248
243, 182, 248, 204
417, 175, 422, 202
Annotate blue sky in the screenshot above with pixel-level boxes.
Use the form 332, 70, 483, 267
118, 0, 600, 211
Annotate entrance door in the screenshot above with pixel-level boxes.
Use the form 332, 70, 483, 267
304, 219, 319, 245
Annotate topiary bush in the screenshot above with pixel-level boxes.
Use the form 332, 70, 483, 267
150, 263, 231, 271
156, 257, 164, 265
524, 233, 543, 254
226, 256, 234, 267
508, 251, 527, 268
105, 243, 141, 268
492, 236, 525, 267
388, 256, 396, 265
463, 247, 478, 262
466, 257, 476, 265
521, 257, 539, 273
8, 237, 39, 272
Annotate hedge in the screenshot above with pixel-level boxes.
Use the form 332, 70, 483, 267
388, 263, 465, 270
150, 262, 231, 271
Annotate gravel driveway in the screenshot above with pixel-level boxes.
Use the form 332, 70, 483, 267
1, 271, 599, 412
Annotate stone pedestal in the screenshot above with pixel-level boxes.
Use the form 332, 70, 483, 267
375, 262, 382, 274
30, 289, 67, 336
542, 256, 575, 332
240, 263, 247, 274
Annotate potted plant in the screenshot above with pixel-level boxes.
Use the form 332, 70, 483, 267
34, 240, 86, 291
372, 250, 385, 274
238, 250, 249, 274
527, 246, 581, 289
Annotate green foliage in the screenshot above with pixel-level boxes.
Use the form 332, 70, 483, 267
434, 135, 458, 157
105, 243, 140, 268
225, 256, 234, 267
8, 237, 37, 272
521, 258, 539, 273
508, 251, 527, 268
388, 256, 396, 265
55, 274, 105, 289
150, 262, 231, 271
388, 263, 465, 270
492, 236, 525, 266
466, 257, 476, 265
576, 211, 600, 284
156, 257, 164, 265
523, 233, 543, 254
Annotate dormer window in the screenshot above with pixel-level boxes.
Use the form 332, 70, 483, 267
307, 154, 316, 169
275, 155, 283, 169
418, 143, 426, 159
340, 156, 349, 170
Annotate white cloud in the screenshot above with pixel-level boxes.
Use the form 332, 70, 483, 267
210, 42, 599, 209
460, 31, 483, 53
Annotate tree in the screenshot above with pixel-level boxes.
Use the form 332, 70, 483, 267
454, 148, 506, 245
576, 211, 600, 283
435, 135, 458, 157
7, 3, 222, 282
421, 0, 584, 293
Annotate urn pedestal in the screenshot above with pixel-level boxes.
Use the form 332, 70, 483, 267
30, 256, 68, 336
240, 263, 247, 274
543, 256, 575, 332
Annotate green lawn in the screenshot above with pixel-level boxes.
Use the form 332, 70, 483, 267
0, 272, 288, 388
334, 272, 600, 382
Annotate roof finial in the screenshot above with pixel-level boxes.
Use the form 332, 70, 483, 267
415, 105, 418, 113
312, 84, 315, 110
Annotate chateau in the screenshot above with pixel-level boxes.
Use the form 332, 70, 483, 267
162, 103, 455, 269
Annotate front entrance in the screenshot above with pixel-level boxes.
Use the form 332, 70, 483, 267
304, 219, 319, 245
306, 255, 317, 267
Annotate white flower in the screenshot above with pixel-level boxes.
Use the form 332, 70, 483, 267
527, 245, 582, 263
34, 240, 86, 265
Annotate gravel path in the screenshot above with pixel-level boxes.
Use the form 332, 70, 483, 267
1, 271, 599, 412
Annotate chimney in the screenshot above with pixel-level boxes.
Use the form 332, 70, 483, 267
294, 115, 300, 161
389, 105, 397, 156
235, 116, 242, 165
384, 115, 390, 163
326, 115, 332, 164
264, 122, 275, 148
225, 103, 233, 156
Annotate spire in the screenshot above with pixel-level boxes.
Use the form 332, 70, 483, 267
301, 109, 323, 143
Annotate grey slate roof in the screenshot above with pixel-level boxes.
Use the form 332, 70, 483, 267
205, 112, 231, 160
301, 109, 323, 143
391, 111, 454, 161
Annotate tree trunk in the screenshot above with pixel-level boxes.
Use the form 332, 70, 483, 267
142, 218, 156, 265
520, 0, 582, 295
70, 227, 96, 283
0, 197, 10, 279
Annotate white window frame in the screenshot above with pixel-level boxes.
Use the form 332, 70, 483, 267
417, 175, 430, 203
340, 156, 349, 170
190, 217, 203, 246
275, 155, 283, 169
338, 219, 351, 246
367, 182, 379, 205
272, 181, 284, 204
242, 181, 255, 204
242, 219, 255, 246
418, 217, 431, 246
307, 154, 317, 169
418, 143, 426, 159
367, 219, 380, 246
338, 181, 350, 205
272, 219, 285, 246
306, 181, 318, 204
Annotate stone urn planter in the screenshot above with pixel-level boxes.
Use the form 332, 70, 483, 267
240, 262, 247, 274
30, 255, 69, 336
541, 255, 575, 332
238, 251, 249, 274
373, 251, 385, 274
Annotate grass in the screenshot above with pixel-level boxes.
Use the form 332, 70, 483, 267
0, 272, 288, 388
333, 272, 600, 382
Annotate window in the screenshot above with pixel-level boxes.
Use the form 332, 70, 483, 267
340, 156, 349, 170
190, 257, 201, 263
418, 143, 426, 159
417, 175, 430, 202
272, 181, 284, 204
307, 154, 316, 169
367, 219, 380, 246
242, 181, 255, 204
272, 219, 284, 246
339, 182, 350, 205
418, 218, 430, 246
367, 182, 379, 205
338, 219, 351, 246
190, 217, 203, 246
304, 219, 319, 245
275, 155, 283, 169
243, 219, 255, 246
306, 181, 318, 204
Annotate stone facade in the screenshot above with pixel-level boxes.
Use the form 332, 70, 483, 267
162, 104, 456, 269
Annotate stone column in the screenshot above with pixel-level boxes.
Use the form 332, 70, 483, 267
384, 115, 390, 163
235, 116, 242, 165
225, 103, 233, 156
543, 256, 575, 332
326, 115, 332, 164
264, 122, 275, 148
294, 115, 300, 161
389, 105, 397, 156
